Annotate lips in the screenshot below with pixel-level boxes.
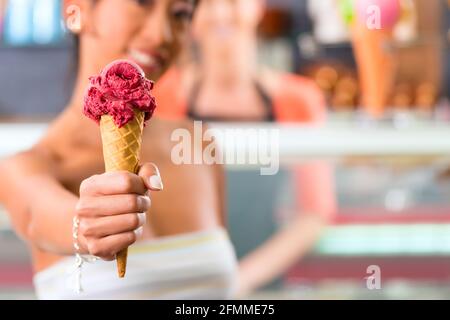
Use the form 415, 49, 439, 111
127, 49, 167, 76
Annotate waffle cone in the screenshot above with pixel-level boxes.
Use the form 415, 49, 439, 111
100, 110, 145, 278
352, 24, 396, 117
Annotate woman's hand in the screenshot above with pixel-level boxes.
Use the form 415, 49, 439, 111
75, 163, 163, 260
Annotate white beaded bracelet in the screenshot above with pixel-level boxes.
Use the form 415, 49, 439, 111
70, 216, 98, 294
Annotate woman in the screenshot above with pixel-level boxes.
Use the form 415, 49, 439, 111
0, 0, 237, 299
154, 0, 336, 297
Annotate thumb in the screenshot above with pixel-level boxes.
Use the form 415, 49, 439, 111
138, 163, 164, 192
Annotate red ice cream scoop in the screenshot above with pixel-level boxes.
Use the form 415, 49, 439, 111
83, 60, 157, 128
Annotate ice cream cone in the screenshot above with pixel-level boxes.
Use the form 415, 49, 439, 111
84, 59, 156, 279
351, 23, 397, 118
100, 110, 145, 278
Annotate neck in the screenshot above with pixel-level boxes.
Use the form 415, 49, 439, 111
68, 78, 87, 112
67, 51, 99, 112
200, 37, 258, 88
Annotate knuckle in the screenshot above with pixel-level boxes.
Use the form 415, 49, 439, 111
79, 180, 89, 195
117, 172, 134, 192
79, 176, 95, 195
78, 219, 92, 237
88, 241, 111, 258
138, 163, 153, 177
87, 241, 102, 257
126, 232, 137, 245
74, 201, 83, 216
141, 196, 151, 210
75, 198, 93, 217
128, 214, 140, 229
142, 162, 158, 176
124, 194, 140, 212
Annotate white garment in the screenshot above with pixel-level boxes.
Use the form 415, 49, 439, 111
34, 228, 238, 300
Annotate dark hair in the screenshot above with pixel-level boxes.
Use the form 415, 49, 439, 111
72, 34, 80, 75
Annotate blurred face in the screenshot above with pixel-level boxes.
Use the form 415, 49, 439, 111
193, 0, 264, 48
66, 0, 194, 80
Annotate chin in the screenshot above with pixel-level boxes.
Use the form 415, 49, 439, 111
145, 67, 168, 82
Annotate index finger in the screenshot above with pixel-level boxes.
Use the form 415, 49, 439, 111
80, 171, 148, 196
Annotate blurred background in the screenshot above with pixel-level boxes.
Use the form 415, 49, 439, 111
0, 0, 450, 299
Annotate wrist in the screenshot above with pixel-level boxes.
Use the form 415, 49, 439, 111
72, 217, 89, 255
77, 234, 90, 255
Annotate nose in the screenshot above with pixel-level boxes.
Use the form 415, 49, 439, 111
140, 5, 173, 48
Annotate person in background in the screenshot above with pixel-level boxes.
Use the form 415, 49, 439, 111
154, 0, 337, 297
0, 0, 237, 299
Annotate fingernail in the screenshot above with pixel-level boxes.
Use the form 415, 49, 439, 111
149, 175, 163, 191
138, 195, 151, 209
134, 226, 144, 239
137, 212, 146, 226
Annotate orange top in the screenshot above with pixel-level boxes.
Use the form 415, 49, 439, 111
154, 68, 327, 123
154, 67, 336, 221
